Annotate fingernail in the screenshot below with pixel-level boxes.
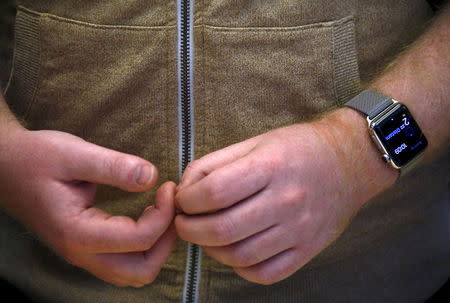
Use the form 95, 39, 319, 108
135, 165, 154, 186
144, 205, 155, 212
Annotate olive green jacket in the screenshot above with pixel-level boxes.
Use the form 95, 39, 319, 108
0, 1, 449, 302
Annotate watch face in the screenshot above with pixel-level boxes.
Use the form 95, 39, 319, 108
372, 104, 427, 167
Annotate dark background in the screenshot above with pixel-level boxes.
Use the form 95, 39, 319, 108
1, 277, 449, 302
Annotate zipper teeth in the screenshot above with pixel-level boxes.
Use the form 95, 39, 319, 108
178, 0, 201, 303
184, 243, 202, 303
180, 0, 192, 171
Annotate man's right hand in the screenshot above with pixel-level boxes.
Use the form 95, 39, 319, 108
0, 128, 176, 288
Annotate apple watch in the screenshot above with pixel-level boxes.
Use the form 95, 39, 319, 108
344, 89, 428, 176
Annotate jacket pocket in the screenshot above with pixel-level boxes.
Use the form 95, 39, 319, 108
6, 6, 178, 218
195, 16, 361, 157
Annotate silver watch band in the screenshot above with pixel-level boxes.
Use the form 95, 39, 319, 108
344, 89, 393, 119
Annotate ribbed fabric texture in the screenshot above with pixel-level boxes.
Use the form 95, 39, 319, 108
4, 9, 40, 118
332, 18, 360, 104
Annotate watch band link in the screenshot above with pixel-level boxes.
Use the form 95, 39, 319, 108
344, 89, 393, 119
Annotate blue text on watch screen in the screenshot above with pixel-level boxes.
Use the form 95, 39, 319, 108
373, 104, 427, 167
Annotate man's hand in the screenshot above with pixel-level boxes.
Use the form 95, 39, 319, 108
0, 129, 176, 288
175, 110, 397, 285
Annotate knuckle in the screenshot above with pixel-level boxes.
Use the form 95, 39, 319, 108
129, 223, 156, 250
184, 159, 208, 180
104, 154, 137, 185
101, 152, 116, 176
296, 208, 313, 230
130, 233, 152, 252
294, 245, 312, 265
253, 269, 280, 285
205, 179, 227, 208
139, 239, 155, 252
229, 247, 254, 267
281, 187, 305, 208
210, 217, 237, 245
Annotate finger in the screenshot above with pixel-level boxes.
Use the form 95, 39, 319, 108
84, 223, 177, 288
178, 136, 260, 190
233, 247, 310, 285
203, 225, 296, 267
62, 139, 158, 192
66, 252, 134, 287
142, 223, 177, 279
175, 190, 278, 246
66, 182, 176, 254
175, 151, 273, 214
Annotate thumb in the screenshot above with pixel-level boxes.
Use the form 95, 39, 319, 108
61, 137, 158, 192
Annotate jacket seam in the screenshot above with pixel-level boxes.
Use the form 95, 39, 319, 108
17, 6, 175, 30
198, 15, 354, 31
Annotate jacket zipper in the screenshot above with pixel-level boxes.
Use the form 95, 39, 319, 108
177, 0, 202, 303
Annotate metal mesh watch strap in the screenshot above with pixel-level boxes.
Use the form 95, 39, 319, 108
344, 89, 393, 119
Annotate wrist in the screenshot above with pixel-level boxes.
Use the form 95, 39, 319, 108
0, 122, 28, 161
314, 107, 398, 206
0, 95, 27, 144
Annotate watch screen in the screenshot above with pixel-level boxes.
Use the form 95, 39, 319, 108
373, 104, 427, 167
